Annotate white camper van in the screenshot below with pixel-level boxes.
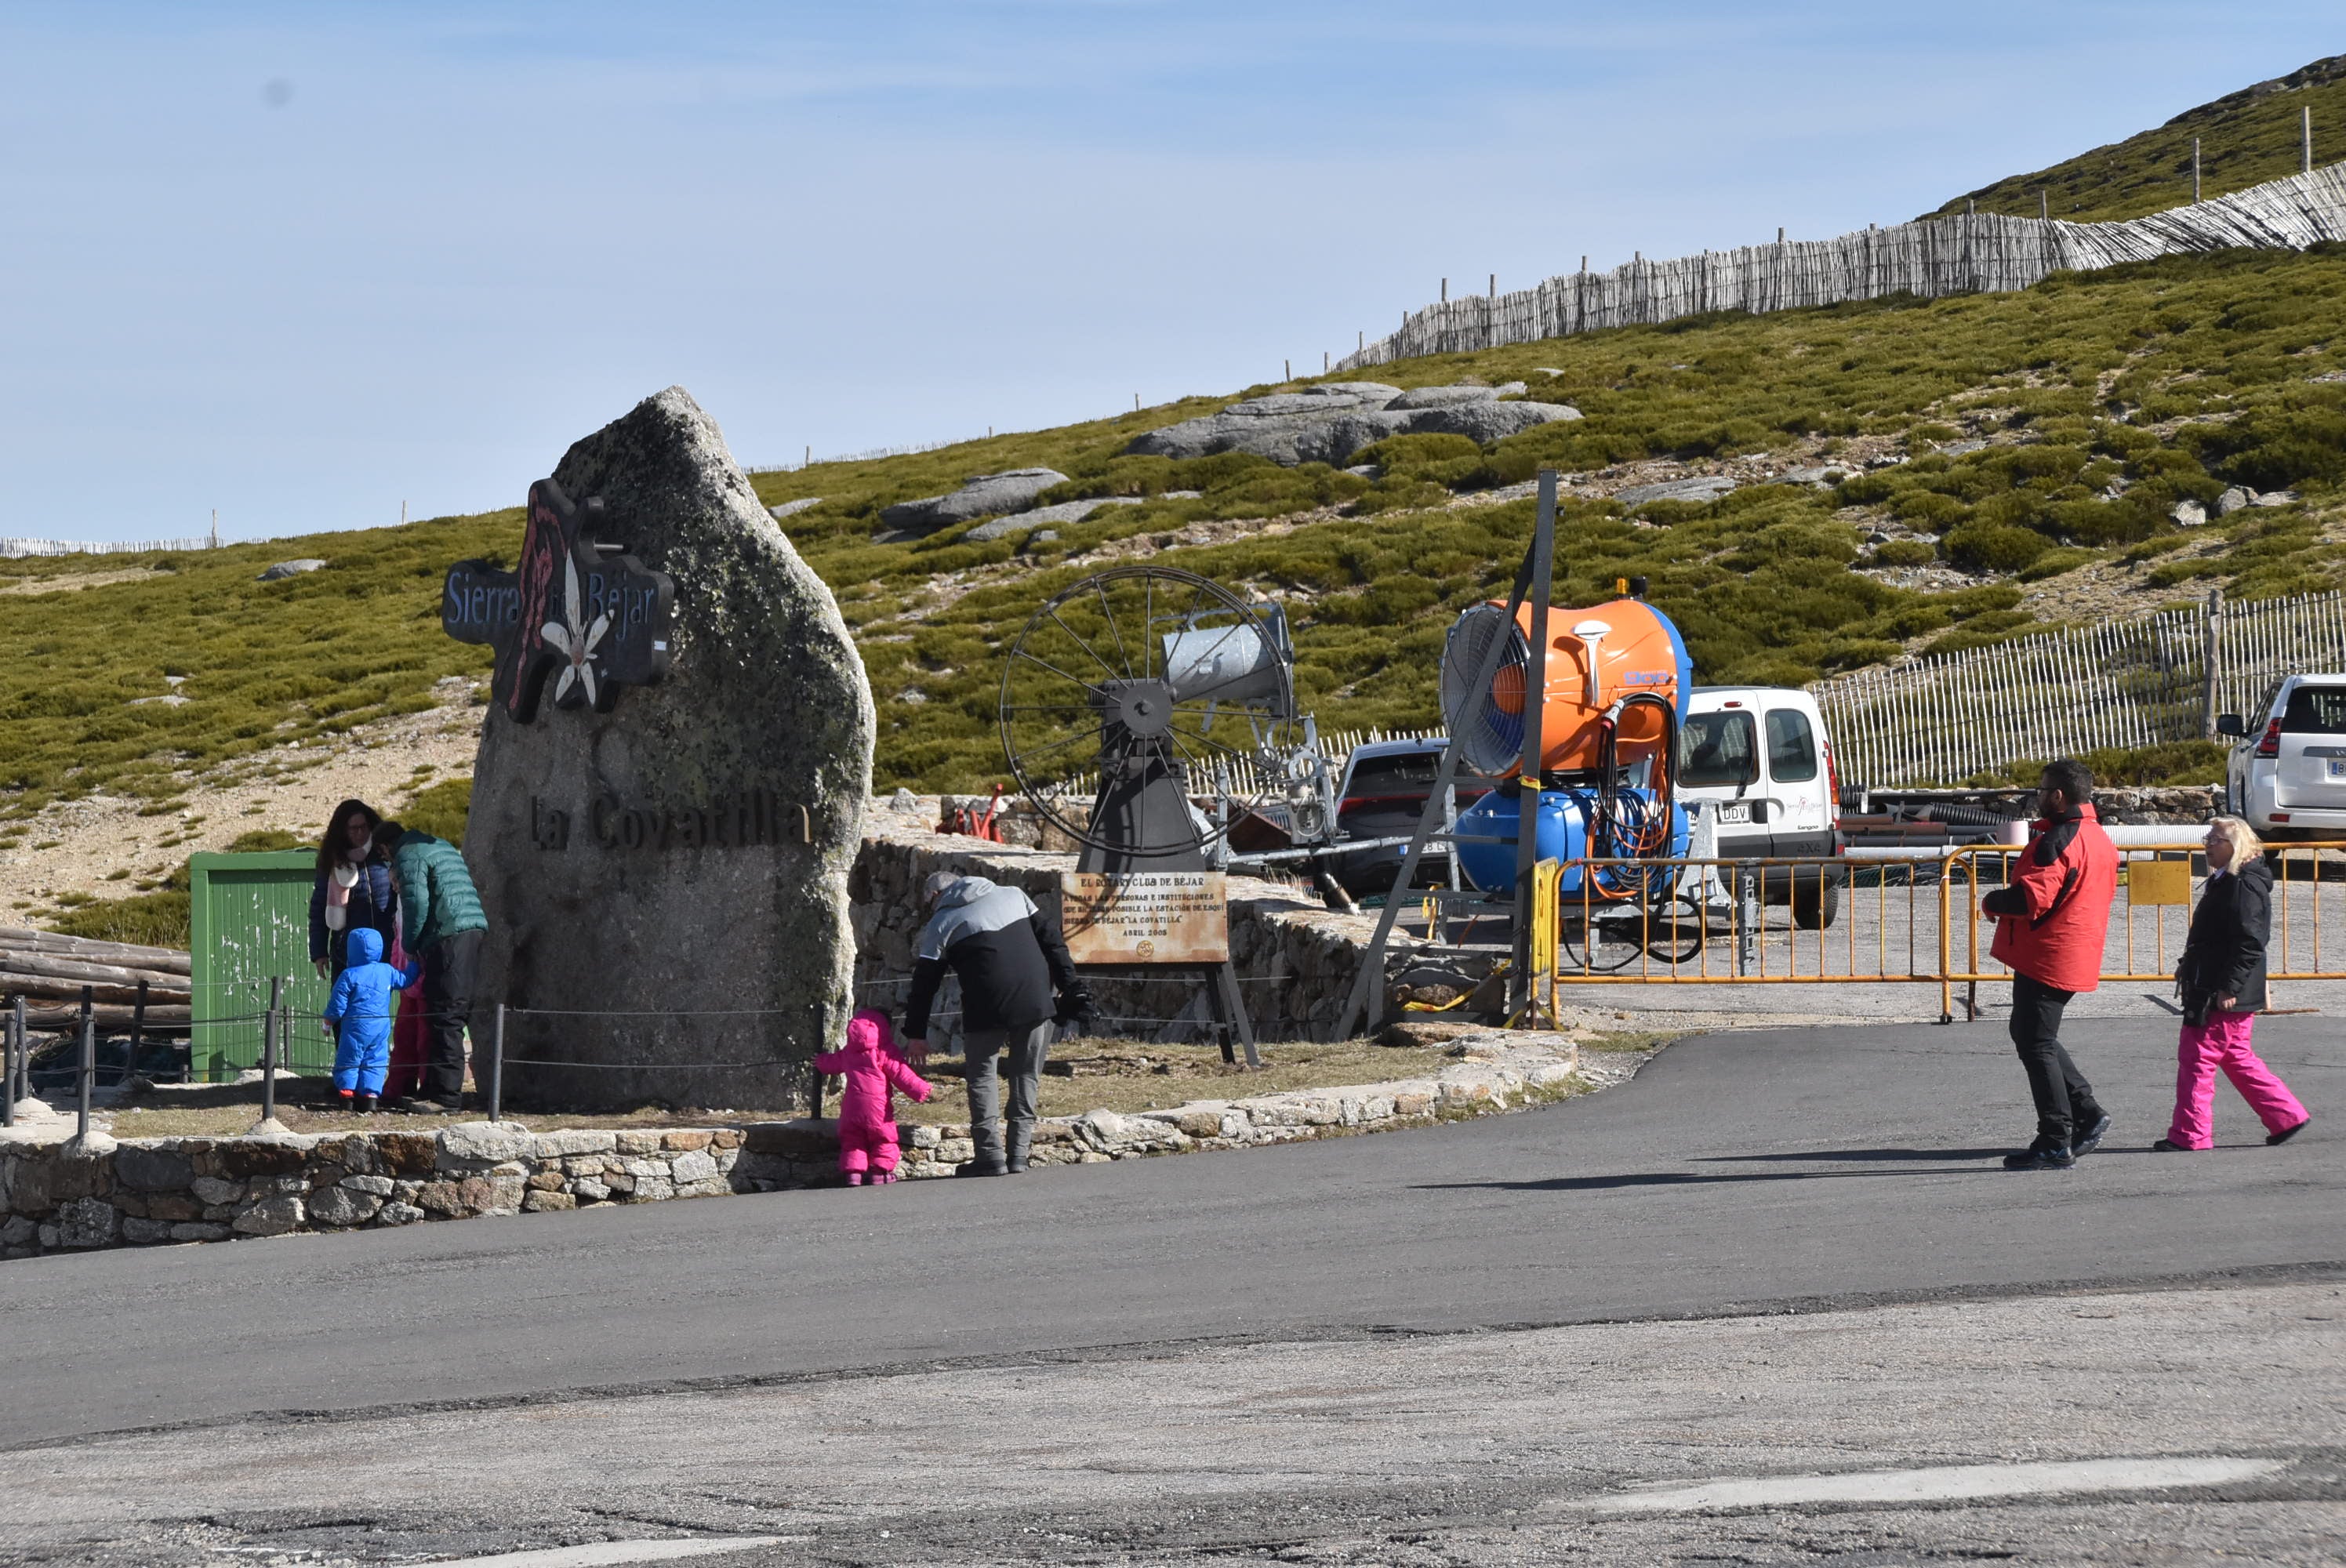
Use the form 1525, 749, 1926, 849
1675, 686, 1847, 927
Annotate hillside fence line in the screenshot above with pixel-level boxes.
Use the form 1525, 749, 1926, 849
2, 535, 219, 560
1811, 587, 2346, 789
1333, 162, 2346, 372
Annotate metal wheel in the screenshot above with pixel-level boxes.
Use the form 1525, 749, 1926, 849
1640, 895, 1709, 963
998, 565, 1298, 856
1560, 908, 1647, 975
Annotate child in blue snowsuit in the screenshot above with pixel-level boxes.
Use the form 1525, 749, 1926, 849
323, 927, 421, 1113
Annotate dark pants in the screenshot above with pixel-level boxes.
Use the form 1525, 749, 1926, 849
964, 1020, 1053, 1165
2009, 971, 2103, 1148
419, 927, 482, 1105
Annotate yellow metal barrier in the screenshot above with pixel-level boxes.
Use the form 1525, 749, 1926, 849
1936, 839, 2346, 1021
1518, 840, 2346, 1024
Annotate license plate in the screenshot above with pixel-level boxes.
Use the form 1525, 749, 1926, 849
1716, 803, 1751, 825
2330, 759, 2346, 779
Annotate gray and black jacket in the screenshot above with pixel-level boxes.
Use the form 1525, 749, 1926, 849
903, 877, 1084, 1039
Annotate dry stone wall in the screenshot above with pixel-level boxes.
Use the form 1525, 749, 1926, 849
0, 1035, 1578, 1258
849, 808, 1453, 1043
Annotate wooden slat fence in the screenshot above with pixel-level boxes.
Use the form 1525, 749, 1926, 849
1811, 590, 2346, 788
1, 536, 218, 559
1334, 163, 2346, 371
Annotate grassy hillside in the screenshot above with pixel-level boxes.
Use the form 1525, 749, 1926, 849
4, 247, 2344, 815
1930, 52, 2346, 221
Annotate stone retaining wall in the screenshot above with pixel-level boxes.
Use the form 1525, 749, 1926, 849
850, 805, 1465, 1044
0, 1035, 1577, 1258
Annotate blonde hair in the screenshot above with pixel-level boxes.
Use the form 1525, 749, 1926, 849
2207, 815, 2263, 867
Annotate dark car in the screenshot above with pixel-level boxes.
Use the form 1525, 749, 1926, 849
1326, 739, 1485, 898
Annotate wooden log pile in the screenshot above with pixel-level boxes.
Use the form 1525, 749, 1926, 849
0, 926, 192, 1033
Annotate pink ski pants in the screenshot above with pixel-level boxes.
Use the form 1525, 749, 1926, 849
2167, 1011, 2308, 1150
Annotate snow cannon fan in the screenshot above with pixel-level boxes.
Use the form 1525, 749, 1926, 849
1440, 596, 1691, 779
1440, 594, 1694, 895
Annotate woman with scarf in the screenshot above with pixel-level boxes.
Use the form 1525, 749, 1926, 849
309, 799, 398, 980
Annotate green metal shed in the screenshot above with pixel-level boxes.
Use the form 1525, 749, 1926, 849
188, 851, 334, 1082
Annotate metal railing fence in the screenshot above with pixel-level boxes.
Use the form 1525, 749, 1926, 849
1509, 842, 2346, 1025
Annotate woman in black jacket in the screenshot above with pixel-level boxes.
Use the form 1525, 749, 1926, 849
308, 798, 398, 980
2158, 817, 2311, 1150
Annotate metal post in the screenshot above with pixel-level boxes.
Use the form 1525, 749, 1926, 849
1332, 528, 1544, 1040
2039, 189, 2048, 222
129, 977, 147, 1082
1509, 471, 1557, 1018
77, 987, 93, 1144
260, 975, 283, 1127
2, 994, 16, 1128
9, 993, 23, 1112
2202, 585, 2225, 739
2193, 138, 2202, 203
488, 1002, 506, 1123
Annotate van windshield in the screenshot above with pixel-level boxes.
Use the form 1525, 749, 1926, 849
1681, 711, 1758, 786
2281, 685, 2346, 734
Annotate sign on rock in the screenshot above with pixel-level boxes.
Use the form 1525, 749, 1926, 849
1061, 872, 1229, 964
443, 479, 676, 722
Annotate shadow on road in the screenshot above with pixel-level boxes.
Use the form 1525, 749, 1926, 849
1419, 1163, 2007, 1192
1696, 1147, 2012, 1163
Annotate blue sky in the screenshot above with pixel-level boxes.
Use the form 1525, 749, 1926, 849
1, 3, 2337, 543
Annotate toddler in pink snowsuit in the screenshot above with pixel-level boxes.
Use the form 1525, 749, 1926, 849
815, 1008, 933, 1185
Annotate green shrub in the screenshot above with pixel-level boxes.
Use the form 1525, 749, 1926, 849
2017, 547, 2101, 581
1943, 522, 2049, 572
1870, 539, 1938, 568
1351, 433, 1482, 469
401, 777, 474, 846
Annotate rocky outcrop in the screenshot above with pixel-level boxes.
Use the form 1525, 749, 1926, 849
466, 387, 874, 1112
1126, 383, 1579, 467
964, 496, 1143, 542
878, 469, 1069, 538
1616, 475, 1741, 507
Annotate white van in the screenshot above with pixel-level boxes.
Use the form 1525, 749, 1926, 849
2221, 673, 2346, 842
1675, 686, 1846, 926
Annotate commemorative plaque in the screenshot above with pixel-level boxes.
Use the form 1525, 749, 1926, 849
1060, 871, 1229, 965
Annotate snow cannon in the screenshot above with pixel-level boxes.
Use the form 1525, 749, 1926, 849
1440, 594, 1694, 896
1439, 596, 1692, 779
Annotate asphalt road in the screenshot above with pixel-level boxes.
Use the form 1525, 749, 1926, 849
2, 1016, 2337, 1450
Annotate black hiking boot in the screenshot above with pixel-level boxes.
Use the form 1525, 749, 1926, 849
2069, 1112, 2111, 1157
2003, 1143, 2074, 1171
955, 1159, 1007, 1178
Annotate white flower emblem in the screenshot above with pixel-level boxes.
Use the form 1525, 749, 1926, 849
540, 556, 611, 707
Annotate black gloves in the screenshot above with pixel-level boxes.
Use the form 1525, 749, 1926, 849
1055, 982, 1099, 1036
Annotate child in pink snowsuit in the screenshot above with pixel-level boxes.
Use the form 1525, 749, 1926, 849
814, 1008, 933, 1185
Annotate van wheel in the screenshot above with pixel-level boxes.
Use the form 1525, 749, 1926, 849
1791, 880, 1839, 930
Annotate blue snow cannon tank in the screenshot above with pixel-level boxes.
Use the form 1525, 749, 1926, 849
1453, 786, 1690, 896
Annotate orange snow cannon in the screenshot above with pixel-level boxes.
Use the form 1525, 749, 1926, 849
1440, 595, 1692, 779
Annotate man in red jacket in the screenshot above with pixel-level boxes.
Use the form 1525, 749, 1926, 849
1981, 759, 2119, 1170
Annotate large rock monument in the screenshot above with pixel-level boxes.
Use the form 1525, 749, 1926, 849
449, 387, 874, 1111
